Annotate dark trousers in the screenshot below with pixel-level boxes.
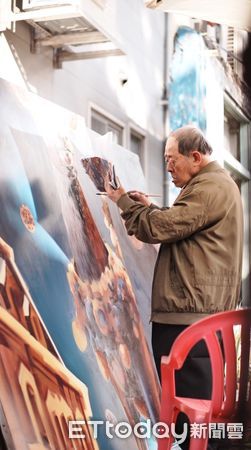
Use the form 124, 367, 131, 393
152, 322, 212, 398
152, 322, 213, 449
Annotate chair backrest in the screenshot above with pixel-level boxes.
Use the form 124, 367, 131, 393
166, 308, 251, 418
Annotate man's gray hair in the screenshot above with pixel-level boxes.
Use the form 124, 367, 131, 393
169, 126, 213, 156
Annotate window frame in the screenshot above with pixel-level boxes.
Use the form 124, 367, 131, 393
88, 102, 126, 146
223, 92, 251, 307
224, 93, 250, 170
128, 122, 146, 174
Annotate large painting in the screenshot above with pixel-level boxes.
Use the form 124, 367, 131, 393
0, 78, 160, 450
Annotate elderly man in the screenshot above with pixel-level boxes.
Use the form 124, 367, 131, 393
105, 125, 243, 446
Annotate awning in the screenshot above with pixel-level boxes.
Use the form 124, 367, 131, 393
145, 0, 251, 31
7, 0, 125, 67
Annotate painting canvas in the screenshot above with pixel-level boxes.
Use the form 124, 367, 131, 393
0, 78, 160, 450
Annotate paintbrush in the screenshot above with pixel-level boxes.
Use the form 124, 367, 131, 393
96, 192, 161, 197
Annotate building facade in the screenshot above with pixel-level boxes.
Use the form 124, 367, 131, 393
2, 0, 249, 302
0, 2, 250, 449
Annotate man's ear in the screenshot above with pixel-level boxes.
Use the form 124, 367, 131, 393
191, 150, 202, 165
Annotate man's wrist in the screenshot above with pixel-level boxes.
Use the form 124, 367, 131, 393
117, 193, 136, 211
113, 187, 126, 202
115, 192, 127, 202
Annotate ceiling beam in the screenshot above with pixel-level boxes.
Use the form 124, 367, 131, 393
54, 47, 124, 68
37, 30, 109, 48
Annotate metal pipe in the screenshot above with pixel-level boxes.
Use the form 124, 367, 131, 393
162, 12, 169, 205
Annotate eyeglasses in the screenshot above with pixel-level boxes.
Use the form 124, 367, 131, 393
164, 157, 178, 168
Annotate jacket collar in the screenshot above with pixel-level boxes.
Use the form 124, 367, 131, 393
187, 160, 223, 186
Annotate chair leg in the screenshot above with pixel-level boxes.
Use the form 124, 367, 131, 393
189, 435, 208, 450
158, 408, 179, 450
158, 431, 174, 450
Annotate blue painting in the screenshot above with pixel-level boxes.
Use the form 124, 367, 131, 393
169, 26, 207, 131
0, 78, 160, 450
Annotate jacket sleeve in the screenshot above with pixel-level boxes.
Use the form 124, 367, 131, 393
117, 188, 208, 244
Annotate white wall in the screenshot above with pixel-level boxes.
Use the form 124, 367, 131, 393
1, 0, 166, 198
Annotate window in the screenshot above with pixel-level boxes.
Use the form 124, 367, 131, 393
129, 128, 145, 171
223, 96, 251, 307
90, 109, 124, 145
224, 111, 241, 161
224, 96, 250, 168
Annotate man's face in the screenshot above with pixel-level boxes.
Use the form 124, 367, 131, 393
164, 137, 195, 188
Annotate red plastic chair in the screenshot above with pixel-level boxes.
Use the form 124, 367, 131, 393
158, 308, 251, 450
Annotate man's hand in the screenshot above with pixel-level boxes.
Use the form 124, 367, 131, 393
127, 191, 152, 206
104, 176, 126, 203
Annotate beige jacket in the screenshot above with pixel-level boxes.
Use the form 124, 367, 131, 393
117, 161, 243, 325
